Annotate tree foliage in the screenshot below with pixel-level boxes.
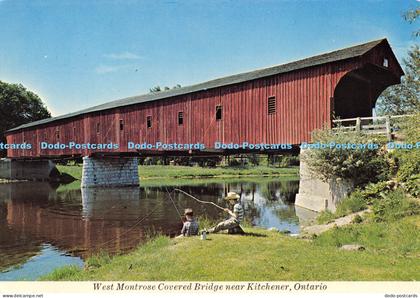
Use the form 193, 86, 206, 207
391, 113, 420, 184
376, 45, 420, 115
403, 7, 420, 37
303, 129, 390, 187
149, 84, 181, 93
0, 81, 51, 153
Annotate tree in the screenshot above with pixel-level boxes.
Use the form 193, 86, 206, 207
149, 84, 181, 93
403, 7, 420, 37
375, 6, 420, 115
0, 81, 51, 155
376, 45, 420, 115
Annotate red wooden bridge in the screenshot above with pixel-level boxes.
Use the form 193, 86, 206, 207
5, 38, 403, 159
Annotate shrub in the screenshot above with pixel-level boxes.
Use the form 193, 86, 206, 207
392, 113, 420, 182
335, 191, 367, 217
351, 214, 363, 224
304, 128, 389, 187
248, 154, 260, 166
403, 174, 420, 197
371, 189, 420, 222
397, 150, 420, 181
278, 155, 300, 167
316, 210, 336, 224
362, 181, 390, 203
315, 182, 388, 223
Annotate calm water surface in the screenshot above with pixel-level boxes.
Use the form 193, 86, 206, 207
0, 179, 316, 280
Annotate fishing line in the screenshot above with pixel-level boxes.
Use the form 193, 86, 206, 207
94, 205, 160, 249
164, 186, 184, 223
96, 187, 185, 250
173, 188, 225, 211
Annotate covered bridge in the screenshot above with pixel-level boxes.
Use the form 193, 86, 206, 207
5, 38, 403, 158
2, 38, 403, 187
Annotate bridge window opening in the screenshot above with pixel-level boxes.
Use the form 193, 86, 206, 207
178, 112, 184, 125
147, 116, 152, 128
56, 129, 60, 140
96, 123, 100, 134
119, 119, 124, 131
268, 96, 276, 114
383, 58, 389, 68
216, 105, 222, 121
73, 127, 76, 136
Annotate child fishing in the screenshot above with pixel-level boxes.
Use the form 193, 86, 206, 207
177, 208, 199, 237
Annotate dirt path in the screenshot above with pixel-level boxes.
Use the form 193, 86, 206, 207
301, 209, 371, 236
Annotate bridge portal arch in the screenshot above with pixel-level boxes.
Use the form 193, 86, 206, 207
333, 63, 402, 120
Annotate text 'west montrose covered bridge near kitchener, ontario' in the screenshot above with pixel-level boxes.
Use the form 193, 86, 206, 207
5, 38, 404, 159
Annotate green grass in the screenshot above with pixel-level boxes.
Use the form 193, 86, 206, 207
56, 164, 299, 181
56, 164, 83, 180
317, 192, 368, 224
316, 187, 419, 225
314, 216, 420, 257
41, 217, 420, 281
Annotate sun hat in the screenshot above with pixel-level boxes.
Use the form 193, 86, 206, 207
225, 192, 240, 201
184, 208, 194, 216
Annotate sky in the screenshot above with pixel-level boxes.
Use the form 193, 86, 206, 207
0, 0, 418, 116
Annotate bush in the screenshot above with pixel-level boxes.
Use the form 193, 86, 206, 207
248, 154, 260, 166
315, 181, 390, 223
316, 191, 368, 224
304, 128, 389, 187
351, 214, 363, 224
335, 191, 367, 216
316, 210, 336, 224
278, 155, 300, 167
397, 150, 420, 181
392, 113, 420, 182
371, 189, 420, 222
403, 174, 420, 197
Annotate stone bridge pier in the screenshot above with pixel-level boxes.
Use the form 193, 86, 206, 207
81, 156, 139, 188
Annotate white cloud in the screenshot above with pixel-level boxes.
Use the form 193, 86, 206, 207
103, 52, 142, 60
95, 65, 123, 74
94, 64, 139, 74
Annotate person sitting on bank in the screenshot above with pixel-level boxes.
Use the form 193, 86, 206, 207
178, 208, 199, 237
207, 192, 245, 234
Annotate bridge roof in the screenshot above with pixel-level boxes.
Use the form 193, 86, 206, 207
7, 38, 395, 132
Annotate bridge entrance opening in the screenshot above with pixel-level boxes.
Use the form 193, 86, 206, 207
333, 63, 401, 120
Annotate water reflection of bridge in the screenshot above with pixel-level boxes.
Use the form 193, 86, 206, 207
0, 183, 176, 266
0, 179, 312, 271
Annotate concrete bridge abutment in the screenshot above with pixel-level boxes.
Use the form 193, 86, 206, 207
295, 149, 354, 212
0, 158, 58, 181
81, 156, 139, 188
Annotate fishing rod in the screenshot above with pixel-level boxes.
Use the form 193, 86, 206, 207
95, 205, 160, 249
165, 186, 184, 223
173, 188, 226, 211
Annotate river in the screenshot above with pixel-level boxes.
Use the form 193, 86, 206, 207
0, 178, 316, 280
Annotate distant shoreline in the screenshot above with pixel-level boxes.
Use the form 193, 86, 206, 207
57, 164, 300, 181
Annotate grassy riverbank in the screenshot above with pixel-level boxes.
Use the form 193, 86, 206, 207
56, 164, 299, 181
41, 213, 420, 281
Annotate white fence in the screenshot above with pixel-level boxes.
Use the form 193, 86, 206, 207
332, 115, 413, 140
